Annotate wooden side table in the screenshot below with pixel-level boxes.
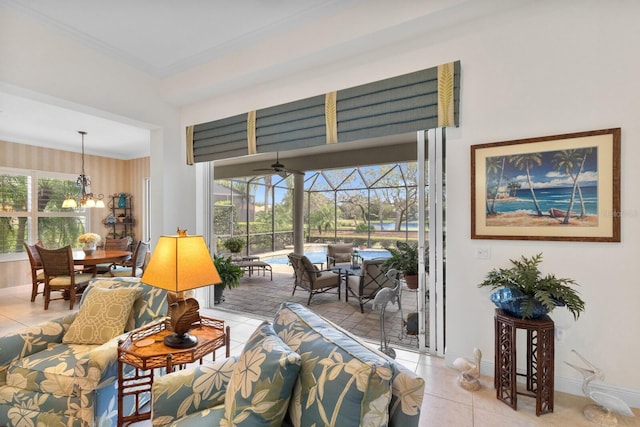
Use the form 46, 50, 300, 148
117, 316, 230, 426
494, 309, 554, 416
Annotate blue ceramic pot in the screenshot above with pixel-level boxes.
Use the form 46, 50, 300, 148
118, 193, 127, 208
490, 288, 552, 319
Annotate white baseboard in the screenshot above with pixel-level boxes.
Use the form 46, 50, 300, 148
445, 355, 640, 409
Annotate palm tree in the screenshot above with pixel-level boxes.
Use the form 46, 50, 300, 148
507, 181, 521, 197
485, 156, 506, 215
510, 152, 544, 216
552, 148, 592, 223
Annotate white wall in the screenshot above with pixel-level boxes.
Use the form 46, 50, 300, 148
178, 1, 640, 403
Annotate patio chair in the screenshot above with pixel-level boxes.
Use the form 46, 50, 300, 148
288, 253, 341, 305
346, 258, 394, 313
326, 243, 354, 268
35, 245, 96, 310
24, 241, 44, 302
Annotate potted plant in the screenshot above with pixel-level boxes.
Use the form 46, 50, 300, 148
478, 253, 585, 320
381, 241, 421, 289
222, 237, 245, 255
212, 254, 244, 304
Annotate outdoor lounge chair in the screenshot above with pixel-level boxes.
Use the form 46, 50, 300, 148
234, 260, 272, 280
326, 243, 353, 267
346, 258, 395, 313
288, 253, 341, 305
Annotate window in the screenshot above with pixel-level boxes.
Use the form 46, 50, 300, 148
0, 168, 88, 260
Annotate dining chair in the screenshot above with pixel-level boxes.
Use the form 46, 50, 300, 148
35, 245, 96, 310
23, 241, 44, 302
108, 240, 149, 277
95, 237, 131, 274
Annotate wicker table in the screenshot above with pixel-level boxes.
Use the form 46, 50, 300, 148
117, 316, 230, 426
494, 309, 554, 416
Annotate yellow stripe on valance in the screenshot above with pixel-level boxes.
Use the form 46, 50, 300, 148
186, 125, 195, 165
437, 62, 455, 128
247, 110, 257, 154
325, 91, 338, 144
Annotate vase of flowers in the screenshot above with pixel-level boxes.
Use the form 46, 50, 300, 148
78, 233, 101, 255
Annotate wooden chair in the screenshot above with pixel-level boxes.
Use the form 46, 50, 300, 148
288, 253, 341, 305
35, 245, 96, 310
24, 241, 44, 302
345, 258, 394, 313
108, 240, 149, 277
96, 237, 131, 274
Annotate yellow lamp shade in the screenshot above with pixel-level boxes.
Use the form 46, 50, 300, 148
142, 235, 221, 293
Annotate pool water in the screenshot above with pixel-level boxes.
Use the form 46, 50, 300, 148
263, 249, 390, 265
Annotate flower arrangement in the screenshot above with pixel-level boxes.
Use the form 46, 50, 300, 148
78, 233, 102, 244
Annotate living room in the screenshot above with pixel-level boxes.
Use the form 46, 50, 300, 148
1, 1, 639, 425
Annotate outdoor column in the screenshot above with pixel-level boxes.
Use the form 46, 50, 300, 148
293, 173, 304, 254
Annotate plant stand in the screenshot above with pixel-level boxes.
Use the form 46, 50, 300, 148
494, 309, 554, 416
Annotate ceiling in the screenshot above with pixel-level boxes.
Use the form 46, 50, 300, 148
0, 0, 524, 161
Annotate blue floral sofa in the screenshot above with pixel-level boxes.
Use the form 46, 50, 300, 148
151, 301, 425, 427
0, 277, 167, 427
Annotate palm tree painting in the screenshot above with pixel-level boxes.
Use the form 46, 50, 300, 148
483, 146, 599, 226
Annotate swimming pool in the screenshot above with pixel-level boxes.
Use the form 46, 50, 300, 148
263, 249, 391, 265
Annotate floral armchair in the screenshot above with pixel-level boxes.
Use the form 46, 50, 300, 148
0, 277, 167, 427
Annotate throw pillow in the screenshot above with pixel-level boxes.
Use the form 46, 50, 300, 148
63, 286, 142, 345
223, 321, 301, 426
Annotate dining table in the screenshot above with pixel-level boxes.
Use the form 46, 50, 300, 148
73, 249, 132, 266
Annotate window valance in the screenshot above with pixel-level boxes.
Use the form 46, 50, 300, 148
188, 61, 460, 164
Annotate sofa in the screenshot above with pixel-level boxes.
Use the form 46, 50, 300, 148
151, 301, 425, 427
0, 277, 167, 427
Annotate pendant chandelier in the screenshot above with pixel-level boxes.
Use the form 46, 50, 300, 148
62, 131, 105, 209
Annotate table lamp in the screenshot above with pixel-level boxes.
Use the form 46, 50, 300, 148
142, 231, 221, 348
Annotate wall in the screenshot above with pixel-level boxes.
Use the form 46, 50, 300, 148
0, 139, 149, 288
178, 1, 640, 403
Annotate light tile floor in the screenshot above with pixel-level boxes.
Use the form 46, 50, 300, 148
1, 283, 638, 426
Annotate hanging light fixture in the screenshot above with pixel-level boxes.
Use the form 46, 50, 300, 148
62, 131, 105, 209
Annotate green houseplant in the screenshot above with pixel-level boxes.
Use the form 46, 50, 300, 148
381, 241, 421, 289
222, 237, 245, 254
212, 254, 244, 304
478, 253, 585, 320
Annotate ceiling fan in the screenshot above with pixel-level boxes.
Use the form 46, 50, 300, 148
253, 153, 303, 177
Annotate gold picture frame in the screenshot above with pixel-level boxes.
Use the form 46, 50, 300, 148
471, 128, 620, 242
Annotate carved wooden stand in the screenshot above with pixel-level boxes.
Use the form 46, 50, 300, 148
494, 309, 554, 416
117, 316, 230, 426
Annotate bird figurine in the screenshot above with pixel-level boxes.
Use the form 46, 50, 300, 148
453, 347, 482, 391
372, 269, 402, 359
564, 350, 634, 426
565, 349, 634, 426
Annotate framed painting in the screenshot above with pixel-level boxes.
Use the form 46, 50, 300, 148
471, 128, 620, 242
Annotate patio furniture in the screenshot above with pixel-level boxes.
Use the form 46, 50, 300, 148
346, 258, 394, 313
234, 259, 272, 280
326, 243, 353, 267
288, 253, 341, 305
23, 241, 44, 302
36, 245, 96, 310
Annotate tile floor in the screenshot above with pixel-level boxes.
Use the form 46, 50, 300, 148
1, 283, 639, 426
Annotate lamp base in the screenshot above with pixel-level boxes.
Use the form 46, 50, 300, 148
163, 332, 198, 349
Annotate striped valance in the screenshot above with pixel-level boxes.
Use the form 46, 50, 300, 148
188, 61, 460, 164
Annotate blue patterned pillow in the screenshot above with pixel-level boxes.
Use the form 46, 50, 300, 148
223, 321, 301, 426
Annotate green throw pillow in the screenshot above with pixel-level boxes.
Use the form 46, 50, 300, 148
63, 286, 142, 345
223, 321, 301, 426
